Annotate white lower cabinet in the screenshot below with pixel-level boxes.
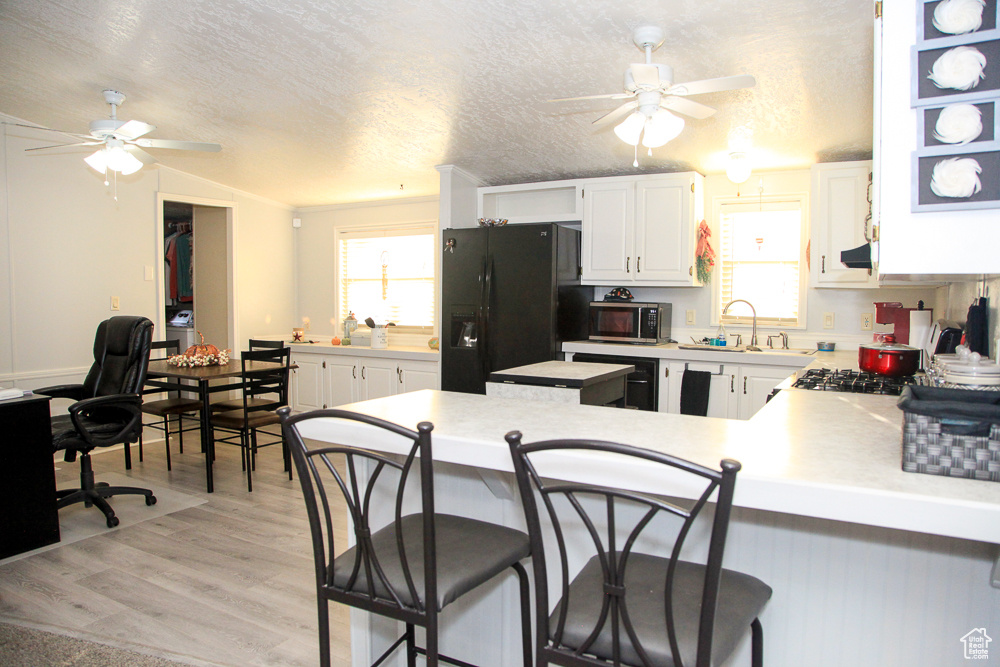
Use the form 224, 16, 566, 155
291, 352, 439, 411
666, 361, 790, 420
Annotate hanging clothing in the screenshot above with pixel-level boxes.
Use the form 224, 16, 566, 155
175, 233, 193, 302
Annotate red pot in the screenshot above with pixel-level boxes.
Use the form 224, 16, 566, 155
858, 335, 920, 377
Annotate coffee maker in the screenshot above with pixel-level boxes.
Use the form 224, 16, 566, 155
874, 301, 932, 346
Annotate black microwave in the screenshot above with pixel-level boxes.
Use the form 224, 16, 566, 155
588, 302, 671, 344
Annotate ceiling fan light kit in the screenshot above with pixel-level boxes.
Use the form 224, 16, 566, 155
726, 151, 753, 184
84, 139, 143, 176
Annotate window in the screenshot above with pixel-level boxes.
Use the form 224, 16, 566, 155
337, 223, 436, 330
716, 198, 806, 328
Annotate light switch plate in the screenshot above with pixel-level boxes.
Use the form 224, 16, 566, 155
823, 312, 834, 329
144, 265, 154, 281
685, 309, 696, 325
111, 296, 120, 311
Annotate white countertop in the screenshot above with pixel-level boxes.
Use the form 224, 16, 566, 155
563, 339, 856, 368
299, 387, 1000, 544
287, 341, 438, 361
489, 360, 633, 387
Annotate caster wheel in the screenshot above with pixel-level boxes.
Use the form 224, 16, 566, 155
106, 515, 120, 528
146, 495, 157, 506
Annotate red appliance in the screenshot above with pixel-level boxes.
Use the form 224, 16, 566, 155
874, 301, 931, 345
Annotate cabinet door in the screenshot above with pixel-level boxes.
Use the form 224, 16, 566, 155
811, 162, 876, 287
581, 180, 634, 283
324, 357, 359, 409
396, 359, 439, 394
635, 177, 696, 284
360, 360, 396, 401
665, 361, 737, 418
290, 354, 324, 411
737, 365, 792, 420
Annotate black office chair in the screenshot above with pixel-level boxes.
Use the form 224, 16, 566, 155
211, 348, 292, 491
36, 316, 157, 528
139, 339, 203, 471
279, 407, 533, 667
506, 432, 771, 667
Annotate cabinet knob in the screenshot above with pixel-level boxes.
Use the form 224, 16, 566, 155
362, 366, 366, 380
744, 377, 748, 394
730, 375, 735, 392
821, 255, 826, 273
637, 256, 641, 273
626, 257, 630, 273
397, 367, 403, 383
353, 366, 357, 379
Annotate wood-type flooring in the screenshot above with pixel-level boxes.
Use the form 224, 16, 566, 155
0, 430, 350, 666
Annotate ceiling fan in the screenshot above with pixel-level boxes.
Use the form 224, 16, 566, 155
551, 26, 755, 157
11, 89, 221, 179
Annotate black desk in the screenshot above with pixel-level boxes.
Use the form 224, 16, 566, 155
0, 394, 60, 558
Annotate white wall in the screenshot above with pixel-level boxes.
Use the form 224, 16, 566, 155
294, 196, 439, 337
0, 117, 295, 389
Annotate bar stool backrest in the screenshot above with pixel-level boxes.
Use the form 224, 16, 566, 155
506, 432, 742, 667
279, 408, 438, 615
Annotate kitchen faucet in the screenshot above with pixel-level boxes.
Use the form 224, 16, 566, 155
722, 299, 761, 351
767, 331, 789, 349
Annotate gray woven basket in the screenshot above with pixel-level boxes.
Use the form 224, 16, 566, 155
901, 412, 1000, 482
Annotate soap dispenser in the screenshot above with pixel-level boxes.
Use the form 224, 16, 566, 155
715, 322, 727, 347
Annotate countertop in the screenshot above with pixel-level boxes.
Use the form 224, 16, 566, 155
287, 340, 438, 361
299, 387, 1000, 545
563, 340, 857, 368
489, 360, 634, 388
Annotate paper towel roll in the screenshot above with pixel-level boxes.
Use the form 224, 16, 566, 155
910, 310, 933, 356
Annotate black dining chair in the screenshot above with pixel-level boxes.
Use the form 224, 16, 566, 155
211, 348, 292, 491
506, 431, 771, 667
210, 340, 287, 414
279, 407, 534, 667
139, 339, 203, 471
36, 316, 157, 528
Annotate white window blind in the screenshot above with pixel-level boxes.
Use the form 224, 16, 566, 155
338, 225, 436, 329
718, 200, 804, 327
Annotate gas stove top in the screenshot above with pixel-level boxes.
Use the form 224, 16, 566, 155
791, 368, 918, 395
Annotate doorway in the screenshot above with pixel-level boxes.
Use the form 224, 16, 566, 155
156, 194, 237, 353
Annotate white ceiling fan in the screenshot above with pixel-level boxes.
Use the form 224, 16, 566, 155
11, 89, 221, 179
552, 26, 756, 158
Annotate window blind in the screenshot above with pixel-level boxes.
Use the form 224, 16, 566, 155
338, 226, 436, 329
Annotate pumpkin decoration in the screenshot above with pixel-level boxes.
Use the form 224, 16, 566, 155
331, 336, 341, 345
167, 331, 231, 367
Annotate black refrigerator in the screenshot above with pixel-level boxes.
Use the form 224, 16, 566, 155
441, 223, 590, 394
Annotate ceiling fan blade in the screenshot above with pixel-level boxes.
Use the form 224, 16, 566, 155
549, 92, 634, 103
592, 101, 639, 127
4, 122, 97, 141
115, 119, 156, 140
659, 96, 717, 120
126, 145, 158, 165
133, 138, 222, 152
667, 74, 756, 96
25, 141, 103, 152
630, 63, 661, 88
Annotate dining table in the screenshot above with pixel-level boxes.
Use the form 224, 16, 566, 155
145, 357, 291, 493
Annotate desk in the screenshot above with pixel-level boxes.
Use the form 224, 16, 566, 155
0, 395, 59, 558
146, 359, 289, 493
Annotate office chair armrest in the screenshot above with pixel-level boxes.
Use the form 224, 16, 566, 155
34, 384, 86, 400
67, 393, 144, 448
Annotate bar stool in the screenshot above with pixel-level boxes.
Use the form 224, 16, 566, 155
506, 432, 771, 667
279, 407, 533, 667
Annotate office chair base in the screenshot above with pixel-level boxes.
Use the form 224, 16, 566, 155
57, 452, 157, 528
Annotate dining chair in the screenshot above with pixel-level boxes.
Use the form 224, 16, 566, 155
506, 431, 771, 667
139, 339, 203, 471
210, 341, 287, 413
278, 407, 533, 667
211, 348, 292, 491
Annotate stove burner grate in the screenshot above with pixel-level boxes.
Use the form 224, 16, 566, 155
791, 368, 916, 395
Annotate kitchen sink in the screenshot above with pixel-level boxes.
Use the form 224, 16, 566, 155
749, 348, 816, 355
677, 344, 816, 355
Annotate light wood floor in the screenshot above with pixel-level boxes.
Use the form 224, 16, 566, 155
0, 428, 350, 666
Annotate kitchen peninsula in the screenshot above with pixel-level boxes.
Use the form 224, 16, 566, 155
299, 384, 1000, 667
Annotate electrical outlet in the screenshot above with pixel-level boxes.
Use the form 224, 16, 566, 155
111, 296, 120, 311
861, 312, 873, 331
303, 317, 311, 332
685, 309, 696, 325
823, 312, 834, 329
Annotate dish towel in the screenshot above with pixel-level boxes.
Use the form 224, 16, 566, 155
680, 370, 712, 416
966, 297, 989, 357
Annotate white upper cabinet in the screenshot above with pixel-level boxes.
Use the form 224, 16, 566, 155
810, 161, 877, 288
581, 172, 704, 286
875, 1, 1000, 275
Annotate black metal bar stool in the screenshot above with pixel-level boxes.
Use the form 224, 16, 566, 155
506, 431, 771, 667
279, 407, 533, 667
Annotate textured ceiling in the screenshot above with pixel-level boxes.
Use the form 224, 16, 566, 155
0, 0, 874, 208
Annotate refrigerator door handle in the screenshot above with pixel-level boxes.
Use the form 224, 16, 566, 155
481, 255, 495, 379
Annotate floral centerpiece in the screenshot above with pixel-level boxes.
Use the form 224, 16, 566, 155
167, 331, 231, 367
